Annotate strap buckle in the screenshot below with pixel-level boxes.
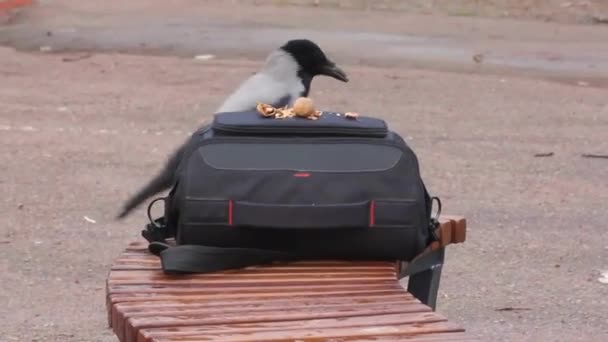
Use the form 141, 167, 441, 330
429, 196, 442, 241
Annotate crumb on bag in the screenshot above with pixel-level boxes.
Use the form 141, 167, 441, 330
344, 112, 359, 119
256, 98, 357, 121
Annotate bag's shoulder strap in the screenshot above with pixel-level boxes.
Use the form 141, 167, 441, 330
141, 194, 440, 274
148, 242, 295, 274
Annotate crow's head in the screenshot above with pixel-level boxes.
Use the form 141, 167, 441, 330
280, 39, 348, 83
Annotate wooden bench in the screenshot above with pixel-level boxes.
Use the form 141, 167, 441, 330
106, 216, 475, 342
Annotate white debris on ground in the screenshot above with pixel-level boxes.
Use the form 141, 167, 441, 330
194, 54, 215, 61
83, 216, 96, 224
599, 270, 608, 284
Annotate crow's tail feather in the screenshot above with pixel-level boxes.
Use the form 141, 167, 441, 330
115, 168, 173, 220
116, 144, 187, 220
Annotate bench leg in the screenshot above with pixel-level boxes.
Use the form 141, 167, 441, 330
407, 261, 443, 310
401, 248, 445, 311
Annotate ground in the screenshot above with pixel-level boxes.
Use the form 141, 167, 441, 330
1, 1, 607, 341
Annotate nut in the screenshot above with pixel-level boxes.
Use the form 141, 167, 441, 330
256, 103, 277, 117
293, 97, 315, 118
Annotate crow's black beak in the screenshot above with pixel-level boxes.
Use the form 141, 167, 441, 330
321, 62, 348, 82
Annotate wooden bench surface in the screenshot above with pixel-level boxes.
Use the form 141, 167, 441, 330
106, 216, 477, 342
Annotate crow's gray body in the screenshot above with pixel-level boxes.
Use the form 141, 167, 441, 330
216, 50, 306, 113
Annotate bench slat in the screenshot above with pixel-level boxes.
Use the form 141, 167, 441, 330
111, 266, 396, 274
114, 293, 413, 311
149, 321, 465, 342
109, 272, 398, 282
109, 283, 401, 293
318, 332, 480, 341
126, 304, 436, 341
137, 311, 443, 342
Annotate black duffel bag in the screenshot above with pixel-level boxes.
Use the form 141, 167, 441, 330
143, 110, 441, 274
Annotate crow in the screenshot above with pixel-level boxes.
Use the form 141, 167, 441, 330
116, 39, 348, 219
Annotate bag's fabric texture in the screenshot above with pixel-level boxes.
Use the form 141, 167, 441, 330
142, 111, 440, 274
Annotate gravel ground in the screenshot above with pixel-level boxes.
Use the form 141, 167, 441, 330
1, 1, 608, 341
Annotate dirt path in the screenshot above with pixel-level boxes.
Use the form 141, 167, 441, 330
1, 1, 608, 341
3, 0, 608, 86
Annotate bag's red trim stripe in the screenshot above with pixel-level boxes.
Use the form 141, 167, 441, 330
294, 172, 311, 178
369, 200, 375, 227
228, 199, 233, 226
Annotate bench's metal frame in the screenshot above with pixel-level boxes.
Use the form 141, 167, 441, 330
398, 247, 445, 310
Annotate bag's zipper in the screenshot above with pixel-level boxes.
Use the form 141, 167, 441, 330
212, 113, 388, 137
196, 134, 403, 148
213, 124, 387, 137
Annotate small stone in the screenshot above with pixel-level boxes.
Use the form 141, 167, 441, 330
473, 53, 484, 63
194, 54, 215, 61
